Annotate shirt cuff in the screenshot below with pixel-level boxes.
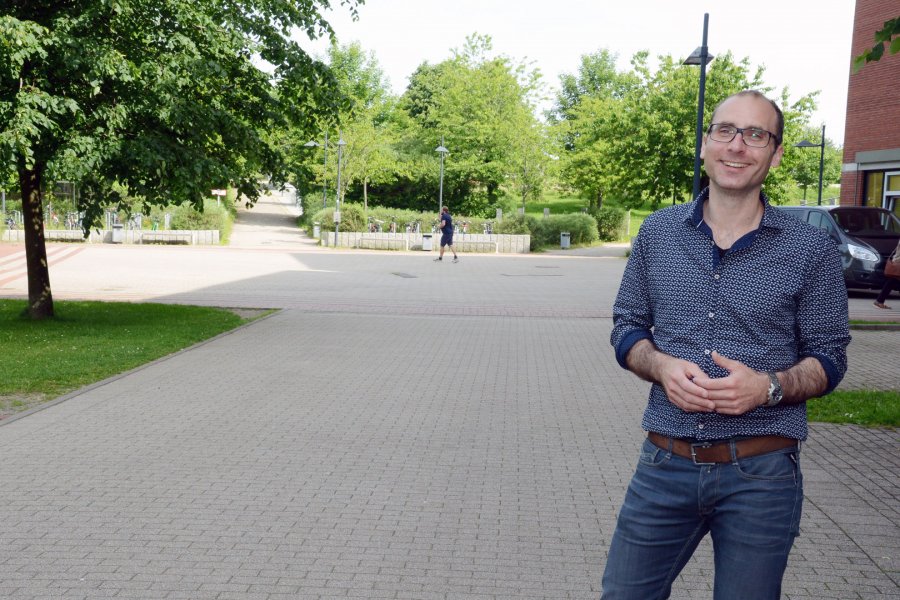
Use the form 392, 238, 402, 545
802, 352, 843, 394
615, 329, 654, 369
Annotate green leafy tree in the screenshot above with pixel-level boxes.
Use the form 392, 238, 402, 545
400, 34, 546, 216
0, 0, 359, 319
325, 43, 399, 211
782, 124, 842, 203
554, 49, 819, 210
853, 17, 900, 72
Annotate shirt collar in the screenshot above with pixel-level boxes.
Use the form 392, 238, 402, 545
686, 187, 784, 231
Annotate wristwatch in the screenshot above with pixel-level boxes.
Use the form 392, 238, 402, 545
764, 372, 783, 407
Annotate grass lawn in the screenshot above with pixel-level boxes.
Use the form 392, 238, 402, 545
0, 300, 264, 419
524, 191, 588, 218
808, 390, 899, 428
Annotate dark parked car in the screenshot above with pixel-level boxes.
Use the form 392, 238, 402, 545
778, 205, 900, 290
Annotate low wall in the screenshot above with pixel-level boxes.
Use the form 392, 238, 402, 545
317, 231, 530, 254
1, 229, 220, 245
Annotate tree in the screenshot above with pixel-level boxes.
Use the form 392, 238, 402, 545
324, 43, 399, 211
782, 124, 842, 203
0, 0, 360, 319
554, 49, 819, 209
400, 34, 546, 216
853, 17, 900, 72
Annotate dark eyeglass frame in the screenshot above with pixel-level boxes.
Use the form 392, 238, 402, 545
706, 123, 780, 148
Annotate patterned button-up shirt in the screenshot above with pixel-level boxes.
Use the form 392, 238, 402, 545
611, 190, 851, 441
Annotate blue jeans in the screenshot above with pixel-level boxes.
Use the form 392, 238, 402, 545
601, 437, 803, 599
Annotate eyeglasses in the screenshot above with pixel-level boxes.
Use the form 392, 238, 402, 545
707, 123, 779, 148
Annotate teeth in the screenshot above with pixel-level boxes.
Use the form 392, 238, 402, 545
723, 161, 747, 168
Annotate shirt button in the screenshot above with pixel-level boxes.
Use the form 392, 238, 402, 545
708, 312, 715, 319
714, 274, 720, 280
704, 349, 711, 355
698, 423, 705, 430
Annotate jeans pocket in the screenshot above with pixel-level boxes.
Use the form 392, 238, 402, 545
637, 438, 670, 468
735, 449, 799, 482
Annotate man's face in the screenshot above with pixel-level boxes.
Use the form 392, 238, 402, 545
700, 95, 784, 196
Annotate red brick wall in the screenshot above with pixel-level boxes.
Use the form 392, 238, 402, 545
841, 0, 900, 206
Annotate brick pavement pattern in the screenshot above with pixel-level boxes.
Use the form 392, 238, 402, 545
0, 193, 897, 599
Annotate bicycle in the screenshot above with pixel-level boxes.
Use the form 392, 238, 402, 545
388, 215, 397, 233
482, 221, 494, 234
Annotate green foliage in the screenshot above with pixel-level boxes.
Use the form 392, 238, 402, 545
591, 206, 628, 241
494, 213, 536, 235
169, 200, 232, 234
396, 34, 548, 214
0, 299, 245, 400
853, 17, 900, 72
807, 390, 899, 428
550, 49, 820, 209
532, 214, 598, 248
1, 0, 360, 317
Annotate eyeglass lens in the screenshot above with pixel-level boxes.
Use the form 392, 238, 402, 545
709, 125, 772, 147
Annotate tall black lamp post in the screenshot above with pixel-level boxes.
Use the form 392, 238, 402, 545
795, 124, 826, 205
683, 13, 714, 201
304, 132, 329, 208
334, 133, 346, 247
435, 137, 449, 215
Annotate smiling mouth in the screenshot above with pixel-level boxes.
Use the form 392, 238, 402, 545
722, 161, 748, 168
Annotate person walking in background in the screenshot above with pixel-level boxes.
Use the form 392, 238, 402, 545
874, 238, 900, 309
434, 206, 459, 263
603, 90, 850, 599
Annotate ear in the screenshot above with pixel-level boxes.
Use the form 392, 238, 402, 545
700, 134, 707, 160
769, 143, 784, 169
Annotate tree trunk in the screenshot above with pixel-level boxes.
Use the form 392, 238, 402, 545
364, 177, 368, 212
20, 165, 54, 319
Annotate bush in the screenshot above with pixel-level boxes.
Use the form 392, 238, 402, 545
531, 214, 598, 248
495, 213, 536, 235
591, 206, 628, 241
169, 200, 231, 231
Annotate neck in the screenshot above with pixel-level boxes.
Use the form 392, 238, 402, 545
703, 185, 764, 249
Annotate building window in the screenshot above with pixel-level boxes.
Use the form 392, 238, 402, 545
865, 172, 884, 207
886, 172, 900, 215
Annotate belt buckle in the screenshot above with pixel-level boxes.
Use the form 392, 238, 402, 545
690, 441, 716, 465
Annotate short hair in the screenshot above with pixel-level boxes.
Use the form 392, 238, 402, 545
442, 206, 449, 212
711, 90, 783, 147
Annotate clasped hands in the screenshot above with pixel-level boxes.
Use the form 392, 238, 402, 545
658, 351, 769, 415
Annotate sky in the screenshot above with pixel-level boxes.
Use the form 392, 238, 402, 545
297, 0, 857, 145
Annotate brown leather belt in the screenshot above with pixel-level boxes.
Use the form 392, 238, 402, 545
648, 432, 798, 464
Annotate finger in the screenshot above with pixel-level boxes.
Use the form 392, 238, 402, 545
693, 375, 734, 391
710, 351, 741, 371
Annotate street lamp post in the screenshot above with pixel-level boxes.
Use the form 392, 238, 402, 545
683, 13, 714, 201
795, 124, 826, 206
435, 137, 449, 216
334, 133, 346, 247
304, 132, 329, 208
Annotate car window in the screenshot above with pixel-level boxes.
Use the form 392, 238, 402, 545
831, 210, 900, 236
807, 212, 823, 228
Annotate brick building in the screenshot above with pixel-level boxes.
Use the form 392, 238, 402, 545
840, 1, 900, 213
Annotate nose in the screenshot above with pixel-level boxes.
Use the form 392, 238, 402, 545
726, 131, 747, 150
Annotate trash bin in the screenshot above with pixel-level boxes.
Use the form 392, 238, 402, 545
422, 233, 433, 251
313, 222, 320, 238
560, 231, 570, 249
111, 223, 124, 243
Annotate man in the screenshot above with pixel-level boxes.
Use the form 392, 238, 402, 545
434, 205, 459, 262
603, 90, 850, 599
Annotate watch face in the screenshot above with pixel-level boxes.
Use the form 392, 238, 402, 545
767, 373, 783, 406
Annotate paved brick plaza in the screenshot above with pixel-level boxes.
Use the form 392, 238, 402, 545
0, 194, 897, 599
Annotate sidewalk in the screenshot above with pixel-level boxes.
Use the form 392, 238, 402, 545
0, 199, 896, 599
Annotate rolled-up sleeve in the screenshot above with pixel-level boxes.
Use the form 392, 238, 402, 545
611, 225, 655, 369
795, 237, 851, 393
